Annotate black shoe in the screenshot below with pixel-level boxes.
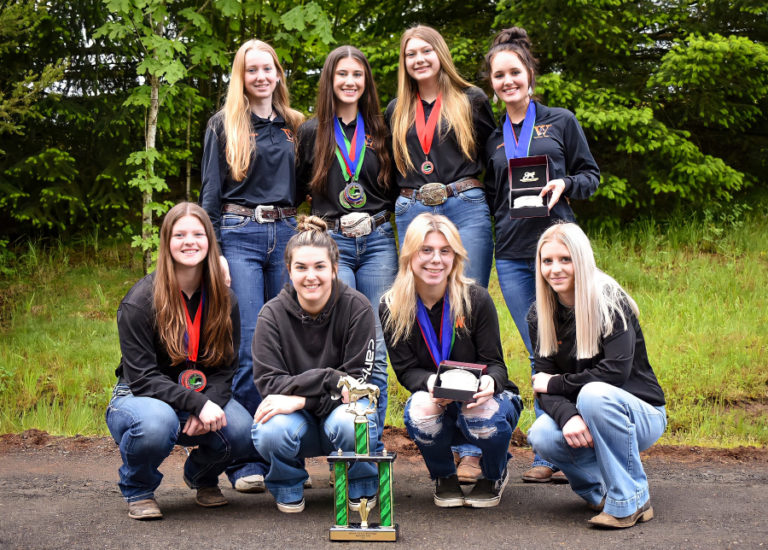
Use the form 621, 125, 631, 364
464, 466, 509, 508
433, 474, 464, 508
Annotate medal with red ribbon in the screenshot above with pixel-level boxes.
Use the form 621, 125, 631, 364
334, 112, 367, 209
179, 288, 207, 392
415, 93, 442, 175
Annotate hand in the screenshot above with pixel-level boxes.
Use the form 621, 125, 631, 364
218, 255, 231, 287
426, 374, 452, 407
540, 178, 566, 210
466, 375, 495, 409
531, 372, 554, 394
198, 400, 227, 432
562, 415, 594, 448
254, 394, 306, 424
182, 414, 209, 436
341, 385, 350, 404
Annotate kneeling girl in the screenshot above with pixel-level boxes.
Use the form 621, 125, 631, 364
380, 213, 522, 508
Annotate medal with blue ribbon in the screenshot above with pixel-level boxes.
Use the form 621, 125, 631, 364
334, 112, 367, 209
415, 293, 456, 368
503, 100, 536, 161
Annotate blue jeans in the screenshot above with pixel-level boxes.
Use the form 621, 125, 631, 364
495, 257, 556, 470
527, 382, 667, 517
220, 214, 296, 482
251, 401, 379, 504
395, 189, 493, 287
105, 385, 255, 502
330, 221, 398, 442
404, 390, 523, 481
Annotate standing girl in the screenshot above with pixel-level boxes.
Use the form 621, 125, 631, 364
387, 25, 496, 288
200, 40, 304, 491
380, 213, 522, 508
296, 45, 397, 435
484, 27, 600, 482
250, 216, 379, 513
526, 223, 666, 528
106, 203, 254, 520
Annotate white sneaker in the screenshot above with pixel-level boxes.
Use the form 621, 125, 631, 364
234, 474, 265, 493
277, 498, 305, 513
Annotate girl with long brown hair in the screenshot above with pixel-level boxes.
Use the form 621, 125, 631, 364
106, 203, 253, 520
200, 39, 304, 492
296, 45, 397, 441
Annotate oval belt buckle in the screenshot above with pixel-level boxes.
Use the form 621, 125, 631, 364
419, 182, 448, 206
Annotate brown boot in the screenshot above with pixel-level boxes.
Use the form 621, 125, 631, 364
522, 465, 556, 483
195, 486, 228, 508
588, 500, 654, 528
455, 454, 482, 484
127, 498, 163, 520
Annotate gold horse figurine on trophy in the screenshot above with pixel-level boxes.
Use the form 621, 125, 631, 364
336, 376, 380, 416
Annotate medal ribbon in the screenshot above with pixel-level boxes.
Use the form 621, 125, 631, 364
415, 93, 443, 158
333, 112, 366, 182
181, 287, 205, 364
415, 293, 456, 369
503, 100, 536, 160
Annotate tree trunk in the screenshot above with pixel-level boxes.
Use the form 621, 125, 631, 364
186, 102, 192, 202
143, 72, 160, 274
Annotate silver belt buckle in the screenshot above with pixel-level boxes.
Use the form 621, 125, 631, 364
419, 183, 447, 206
340, 213, 373, 237
254, 205, 275, 223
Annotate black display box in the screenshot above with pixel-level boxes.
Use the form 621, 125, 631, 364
508, 155, 551, 218
432, 360, 486, 402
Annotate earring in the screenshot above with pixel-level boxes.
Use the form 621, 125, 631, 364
493, 94, 499, 104
528, 86, 533, 97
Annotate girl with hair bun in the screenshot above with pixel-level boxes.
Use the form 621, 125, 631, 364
484, 27, 601, 483
106, 203, 254, 520
526, 223, 666, 528
250, 216, 379, 513
297, 45, 397, 440
200, 39, 304, 492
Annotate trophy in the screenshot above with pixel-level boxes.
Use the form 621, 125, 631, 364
328, 376, 398, 542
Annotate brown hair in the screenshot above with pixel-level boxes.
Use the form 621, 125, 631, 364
309, 46, 392, 194
485, 27, 539, 92
154, 202, 234, 367
284, 215, 340, 270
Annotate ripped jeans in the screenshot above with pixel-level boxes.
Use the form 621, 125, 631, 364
404, 390, 523, 481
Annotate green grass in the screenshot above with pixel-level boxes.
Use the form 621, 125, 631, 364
1, 209, 767, 446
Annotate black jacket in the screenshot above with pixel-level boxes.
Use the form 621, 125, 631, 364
252, 281, 376, 417
528, 300, 665, 429
115, 273, 240, 415
484, 102, 600, 259
380, 284, 519, 396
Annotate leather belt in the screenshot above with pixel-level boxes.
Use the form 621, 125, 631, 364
399, 178, 483, 206
222, 203, 297, 223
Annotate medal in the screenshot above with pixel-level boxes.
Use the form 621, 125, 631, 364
180, 287, 205, 390
179, 369, 207, 392
415, 293, 456, 368
503, 100, 536, 161
334, 112, 367, 209
339, 182, 367, 209
415, 93, 442, 176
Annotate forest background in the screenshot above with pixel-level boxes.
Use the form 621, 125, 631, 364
0, 0, 766, 446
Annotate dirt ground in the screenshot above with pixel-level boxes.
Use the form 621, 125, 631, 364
1, 428, 767, 549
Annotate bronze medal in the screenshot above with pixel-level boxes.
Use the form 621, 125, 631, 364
421, 160, 434, 175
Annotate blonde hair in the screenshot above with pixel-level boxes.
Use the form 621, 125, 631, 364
222, 40, 304, 181
381, 213, 472, 345
391, 25, 477, 176
534, 223, 639, 359
154, 203, 234, 367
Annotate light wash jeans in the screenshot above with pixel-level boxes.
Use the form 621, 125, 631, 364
330, 221, 398, 444
496, 257, 556, 470
251, 400, 379, 504
220, 214, 297, 483
105, 385, 255, 502
404, 390, 523, 481
394, 188, 493, 287
527, 382, 667, 517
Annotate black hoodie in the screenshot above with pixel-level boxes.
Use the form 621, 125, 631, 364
252, 281, 376, 417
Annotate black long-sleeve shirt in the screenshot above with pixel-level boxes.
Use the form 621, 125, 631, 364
252, 281, 376, 417
484, 102, 600, 260
527, 300, 665, 429
296, 117, 397, 219
380, 284, 519, 396
385, 86, 496, 188
115, 273, 240, 415
200, 112, 299, 244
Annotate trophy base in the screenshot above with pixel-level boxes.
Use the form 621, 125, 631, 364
329, 524, 398, 542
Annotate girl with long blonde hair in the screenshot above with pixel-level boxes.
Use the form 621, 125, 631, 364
380, 213, 522, 509
199, 39, 304, 493
527, 223, 666, 529
106, 203, 254, 521
386, 25, 495, 289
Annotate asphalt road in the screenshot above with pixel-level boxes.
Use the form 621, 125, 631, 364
1, 439, 767, 550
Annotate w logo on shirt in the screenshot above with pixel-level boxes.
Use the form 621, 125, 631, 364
534, 124, 552, 138
282, 128, 295, 142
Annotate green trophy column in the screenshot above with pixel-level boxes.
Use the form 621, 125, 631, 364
378, 462, 393, 527
334, 462, 348, 526
354, 416, 369, 455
